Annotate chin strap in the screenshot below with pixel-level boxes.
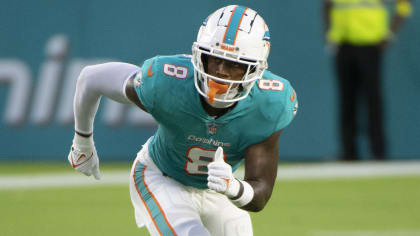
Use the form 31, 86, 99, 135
205, 97, 235, 109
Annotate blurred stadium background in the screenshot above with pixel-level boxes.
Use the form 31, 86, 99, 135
1, 0, 419, 235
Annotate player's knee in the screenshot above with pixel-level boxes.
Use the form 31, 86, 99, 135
224, 215, 253, 236
175, 220, 210, 236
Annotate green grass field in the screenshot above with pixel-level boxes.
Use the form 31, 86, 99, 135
1, 162, 420, 236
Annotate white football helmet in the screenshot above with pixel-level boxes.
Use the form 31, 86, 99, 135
192, 5, 271, 108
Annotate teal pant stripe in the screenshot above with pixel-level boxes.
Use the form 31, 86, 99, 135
135, 162, 176, 236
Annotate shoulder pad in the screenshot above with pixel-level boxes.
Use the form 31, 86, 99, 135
142, 55, 193, 80
255, 70, 298, 130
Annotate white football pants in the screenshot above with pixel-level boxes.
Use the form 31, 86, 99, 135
129, 139, 253, 236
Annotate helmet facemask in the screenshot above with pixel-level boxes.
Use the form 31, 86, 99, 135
192, 44, 266, 108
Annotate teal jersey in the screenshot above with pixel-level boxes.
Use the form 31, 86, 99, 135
134, 55, 298, 189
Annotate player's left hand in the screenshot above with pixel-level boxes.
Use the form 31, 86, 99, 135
207, 147, 240, 198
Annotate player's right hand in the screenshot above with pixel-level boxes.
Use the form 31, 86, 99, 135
207, 147, 240, 198
67, 133, 101, 180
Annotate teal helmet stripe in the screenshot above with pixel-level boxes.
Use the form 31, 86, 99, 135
223, 5, 247, 45
134, 162, 176, 236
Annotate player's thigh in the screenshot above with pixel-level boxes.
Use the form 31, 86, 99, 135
130, 159, 210, 236
201, 191, 253, 236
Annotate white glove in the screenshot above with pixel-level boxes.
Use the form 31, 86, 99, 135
67, 133, 101, 180
207, 147, 240, 198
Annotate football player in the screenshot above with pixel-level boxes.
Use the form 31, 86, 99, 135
68, 5, 298, 236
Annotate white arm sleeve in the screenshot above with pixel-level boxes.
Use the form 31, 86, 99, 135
74, 62, 140, 134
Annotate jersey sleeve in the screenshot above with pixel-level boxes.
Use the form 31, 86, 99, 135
133, 57, 158, 113
275, 81, 298, 131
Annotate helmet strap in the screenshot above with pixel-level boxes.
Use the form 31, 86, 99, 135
204, 96, 236, 109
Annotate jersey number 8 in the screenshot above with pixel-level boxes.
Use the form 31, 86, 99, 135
258, 78, 284, 91
185, 146, 218, 175
163, 64, 188, 79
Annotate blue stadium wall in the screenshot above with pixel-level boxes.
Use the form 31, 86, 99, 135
1, 0, 419, 161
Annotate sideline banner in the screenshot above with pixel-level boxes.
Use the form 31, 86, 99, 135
1, 34, 156, 160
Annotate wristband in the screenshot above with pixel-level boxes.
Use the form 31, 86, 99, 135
75, 130, 93, 138
73, 131, 94, 146
229, 180, 254, 207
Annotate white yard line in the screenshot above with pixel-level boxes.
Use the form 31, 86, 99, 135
1, 161, 420, 189
273, 160, 420, 179
234, 161, 420, 180
310, 230, 420, 236
0, 172, 129, 189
